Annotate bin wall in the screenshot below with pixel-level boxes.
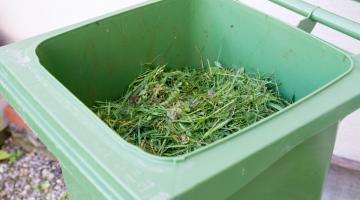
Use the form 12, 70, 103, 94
36, 0, 351, 107
57, 123, 338, 200
36, 0, 192, 106
229, 123, 337, 200
189, 0, 351, 101
61, 160, 106, 200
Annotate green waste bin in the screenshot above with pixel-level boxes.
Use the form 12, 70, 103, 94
1, 0, 360, 199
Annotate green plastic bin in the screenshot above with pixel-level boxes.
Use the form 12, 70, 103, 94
1, 0, 360, 199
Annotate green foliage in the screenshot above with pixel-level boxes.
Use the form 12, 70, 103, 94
40, 180, 50, 192
0, 149, 23, 163
93, 64, 290, 157
0, 150, 11, 160
59, 192, 68, 200
8, 149, 23, 164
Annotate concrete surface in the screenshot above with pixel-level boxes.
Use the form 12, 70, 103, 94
323, 156, 360, 200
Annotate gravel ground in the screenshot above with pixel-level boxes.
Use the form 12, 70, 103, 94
0, 137, 67, 200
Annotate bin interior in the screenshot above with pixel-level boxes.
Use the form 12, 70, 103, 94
36, 0, 351, 129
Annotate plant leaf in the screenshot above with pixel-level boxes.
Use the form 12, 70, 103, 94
0, 150, 11, 160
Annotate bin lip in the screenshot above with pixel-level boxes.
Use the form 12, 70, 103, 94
0, 0, 355, 163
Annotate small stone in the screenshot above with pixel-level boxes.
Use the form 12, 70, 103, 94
41, 169, 50, 178
24, 185, 31, 190
54, 185, 61, 190
47, 173, 55, 181
0, 134, 67, 199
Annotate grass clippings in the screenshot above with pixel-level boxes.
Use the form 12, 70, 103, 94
93, 64, 290, 157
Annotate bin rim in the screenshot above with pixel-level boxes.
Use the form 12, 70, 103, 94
27, 33, 356, 162
24, 0, 356, 162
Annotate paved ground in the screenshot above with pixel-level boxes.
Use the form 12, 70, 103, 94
322, 160, 360, 200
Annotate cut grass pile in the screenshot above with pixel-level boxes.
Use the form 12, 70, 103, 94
93, 64, 290, 157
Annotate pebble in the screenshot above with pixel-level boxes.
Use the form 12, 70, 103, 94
0, 138, 68, 200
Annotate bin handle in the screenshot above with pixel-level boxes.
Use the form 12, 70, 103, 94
269, 0, 360, 41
